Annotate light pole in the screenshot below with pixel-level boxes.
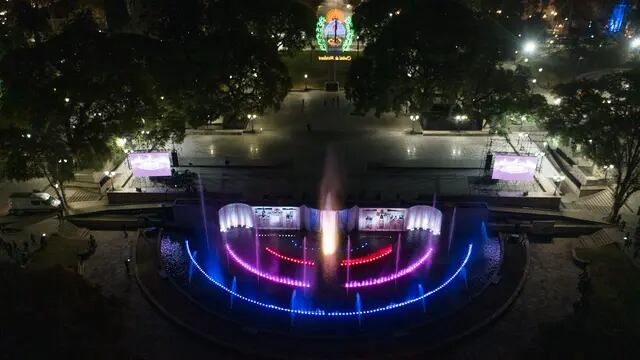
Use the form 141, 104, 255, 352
409, 115, 420, 134
553, 175, 566, 196
304, 74, 308, 91
104, 171, 115, 191
535, 151, 546, 173
603, 164, 614, 181
247, 114, 258, 133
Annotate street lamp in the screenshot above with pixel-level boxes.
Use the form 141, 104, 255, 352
630, 37, 640, 49
603, 164, 614, 181
523, 40, 537, 54
454, 114, 468, 131
115, 137, 127, 149
304, 74, 309, 91
409, 114, 420, 134
553, 175, 566, 196
104, 171, 115, 191
247, 114, 258, 132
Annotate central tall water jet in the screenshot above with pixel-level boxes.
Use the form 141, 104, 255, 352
319, 147, 343, 278
320, 195, 339, 256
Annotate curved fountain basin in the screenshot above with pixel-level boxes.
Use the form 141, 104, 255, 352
186, 239, 472, 316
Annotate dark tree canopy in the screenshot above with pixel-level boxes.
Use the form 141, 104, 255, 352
0, 0, 314, 203
547, 69, 640, 219
132, 0, 312, 128
0, 11, 167, 207
346, 0, 544, 133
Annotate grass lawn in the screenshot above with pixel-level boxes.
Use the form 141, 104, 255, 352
527, 244, 640, 358
283, 50, 360, 89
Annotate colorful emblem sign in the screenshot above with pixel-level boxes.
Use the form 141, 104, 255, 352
316, 8, 354, 53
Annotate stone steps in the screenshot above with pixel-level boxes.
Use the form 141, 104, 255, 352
577, 227, 622, 248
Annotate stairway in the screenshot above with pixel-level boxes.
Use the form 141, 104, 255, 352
576, 227, 622, 248
66, 171, 102, 190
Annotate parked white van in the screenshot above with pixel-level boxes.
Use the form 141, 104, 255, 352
8, 192, 61, 215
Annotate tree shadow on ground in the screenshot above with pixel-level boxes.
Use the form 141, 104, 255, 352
523, 244, 640, 359
0, 264, 129, 359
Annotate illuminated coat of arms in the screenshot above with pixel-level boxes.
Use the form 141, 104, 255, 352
316, 8, 354, 52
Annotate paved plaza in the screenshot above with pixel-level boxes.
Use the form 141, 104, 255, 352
129, 91, 558, 200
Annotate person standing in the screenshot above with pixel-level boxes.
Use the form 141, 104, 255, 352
39, 234, 47, 249
124, 258, 131, 277
122, 224, 128, 239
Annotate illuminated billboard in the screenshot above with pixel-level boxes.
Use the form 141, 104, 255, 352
253, 207, 300, 230
492, 155, 537, 181
129, 152, 172, 177
358, 208, 406, 231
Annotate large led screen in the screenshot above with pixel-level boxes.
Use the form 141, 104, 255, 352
492, 155, 537, 181
253, 207, 300, 230
129, 152, 172, 177
358, 208, 406, 231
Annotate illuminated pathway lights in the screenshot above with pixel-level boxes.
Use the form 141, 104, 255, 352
186, 241, 472, 317
340, 245, 393, 266
265, 247, 315, 266
225, 244, 311, 287
344, 248, 434, 288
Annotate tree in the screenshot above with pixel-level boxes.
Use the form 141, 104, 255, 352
0, 0, 51, 58
128, 0, 312, 129
0, 11, 169, 210
346, 0, 543, 133
546, 69, 640, 221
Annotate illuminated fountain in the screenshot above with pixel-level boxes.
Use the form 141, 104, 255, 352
161, 151, 498, 339
320, 200, 339, 257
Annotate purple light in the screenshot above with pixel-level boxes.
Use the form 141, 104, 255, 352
225, 244, 310, 287
186, 241, 473, 316
128, 152, 171, 177
492, 155, 537, 181
344, 248, 434, 288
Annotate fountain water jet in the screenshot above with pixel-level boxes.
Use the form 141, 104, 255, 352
303, 236, 308, 287
230, 276, 237, 309
447, 207, 457, 256
320, 202, 338, 256
290, 289, 298, 326
394, 233, 402, 275
197, 172, 211, 251
345, 235, 351, 292
418, 284, 426, 313
355, 292, 362, 327
318, 147, 343, 278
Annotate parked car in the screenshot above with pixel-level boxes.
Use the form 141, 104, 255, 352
8, 192, 61, 215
